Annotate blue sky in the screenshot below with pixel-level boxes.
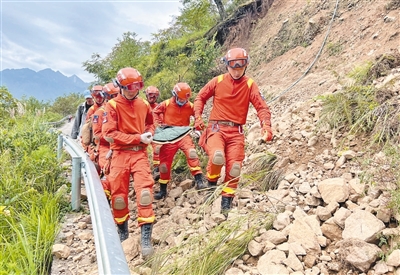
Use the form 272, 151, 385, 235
0, 0, 182, 82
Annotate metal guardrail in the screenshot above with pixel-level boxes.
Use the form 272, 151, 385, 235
57, 134, 131, 275
47, 115, 74, 127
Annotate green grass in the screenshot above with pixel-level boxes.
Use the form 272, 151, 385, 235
0, 105, 69, 274
143, 212, 274, 275
1, 194, 62, 274
242, 152, 283, 192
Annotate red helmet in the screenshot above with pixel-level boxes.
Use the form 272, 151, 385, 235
172, 82, 191, 101
103, 83, 120, 99
145, 86, 160, 97
145, 86, 160, 104
91, 84, 105, 102
114, 67, 144, 91
222, 48, 249, 69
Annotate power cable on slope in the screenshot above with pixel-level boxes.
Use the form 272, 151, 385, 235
268, 0, 340, 104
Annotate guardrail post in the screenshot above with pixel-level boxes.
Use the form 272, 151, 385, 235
57, 135, 63, 160
71, 156, 82, 211
58, 134, 130, 273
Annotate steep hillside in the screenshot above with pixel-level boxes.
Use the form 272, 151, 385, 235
50, 1, 400, 274
248, 0, 399, 110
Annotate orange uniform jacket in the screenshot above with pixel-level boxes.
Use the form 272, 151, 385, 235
86, 103, 102, 122
102, 94, 155, 149
153, 97, 194, 126
194, 73, 271, 126
149, 102, 158, 111
92, 106, 109, 147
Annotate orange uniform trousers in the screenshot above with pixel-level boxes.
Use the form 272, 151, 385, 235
108, 148, 155, 226
151, 143, 160, 168
97, 142, 111, 200
199, 123, 245, 198
159, 135, 202, 184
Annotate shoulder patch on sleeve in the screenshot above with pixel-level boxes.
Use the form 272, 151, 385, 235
92, 115, 99, 124
102, 112, 108, 123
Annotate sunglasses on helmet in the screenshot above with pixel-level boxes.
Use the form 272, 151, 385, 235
121, 81, 144, 91
226, 59, 248, 69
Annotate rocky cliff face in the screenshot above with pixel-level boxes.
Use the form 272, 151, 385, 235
51, 0, 400, 274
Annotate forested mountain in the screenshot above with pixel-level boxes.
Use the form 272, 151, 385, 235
1, 68, 90, 101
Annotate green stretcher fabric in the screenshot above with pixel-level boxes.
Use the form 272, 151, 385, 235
153, 126, 193, 144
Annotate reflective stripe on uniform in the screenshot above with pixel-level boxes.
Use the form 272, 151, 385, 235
247, 78, 254, 88
138, 216, 155, 223
222, 186, 236, 195
159, 179, 169, 184
207, 172, 220, 180
189, 166, 202, 172
115, 214, 129, 224
108, 99, 117, 109
217, 74, 253, 88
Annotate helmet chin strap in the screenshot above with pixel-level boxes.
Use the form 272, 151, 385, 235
175, 96, 187, 107
227, 67, 247, 80
122, 91, 139, 100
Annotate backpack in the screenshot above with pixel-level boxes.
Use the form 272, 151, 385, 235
81, 119, 93, 146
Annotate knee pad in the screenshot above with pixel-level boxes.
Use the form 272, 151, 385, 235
104, 136, 114, 143
113, 196, 126, 210
155, 145, 161, 154
140, 189, 152, 206
159, 163, 168, 173
212, 150, 225, 165
229, 162, 241, 178
189, 148, 198, 159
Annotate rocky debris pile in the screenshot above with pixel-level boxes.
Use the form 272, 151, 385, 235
50, 193, 99, 275
51, 71, 400, 275
49, 0, 400, 270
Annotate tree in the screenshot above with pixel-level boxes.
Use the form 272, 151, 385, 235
82, 32, 150, 83
214, 0, 227, 20
183, 0, 226, 21
49, 93, 83, 117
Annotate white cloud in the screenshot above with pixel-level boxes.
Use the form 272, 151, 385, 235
1, 1, 182, 83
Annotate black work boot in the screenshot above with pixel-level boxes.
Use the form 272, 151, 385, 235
203, 181, 217, 202
153, 166, 160, 181
141, 223, 154, 258
221, 196, 233, 217
194, 174, 206, 190
154, 183, 167, 200
117, 220, 129, 242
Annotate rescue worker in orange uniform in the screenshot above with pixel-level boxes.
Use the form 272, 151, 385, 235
86, 85, 106, 123
91, 83, 119, 202
82, 85, 106, 157
194, 47, 273, 217
152, 82, 206, 200
102, 67, 155, 258
144, 86, 161, 180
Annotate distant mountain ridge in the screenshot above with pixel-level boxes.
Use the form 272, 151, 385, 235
0, 68, 91, 101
